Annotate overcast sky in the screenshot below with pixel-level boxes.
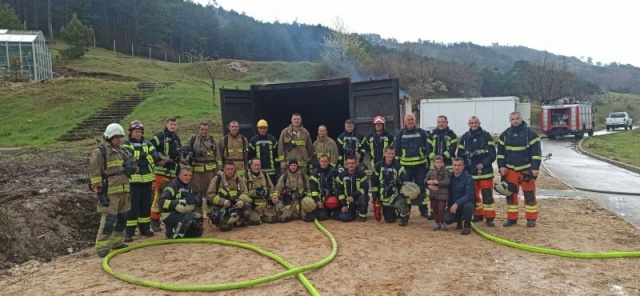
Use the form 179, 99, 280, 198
197, 0, 640, 67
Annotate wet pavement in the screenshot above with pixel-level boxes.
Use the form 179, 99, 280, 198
541, 134, 640, 227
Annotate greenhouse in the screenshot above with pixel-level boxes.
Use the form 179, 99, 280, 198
0, 29, 52, 81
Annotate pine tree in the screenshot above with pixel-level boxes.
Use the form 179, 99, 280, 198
59, 14, 94, 59
0, 3, 23, 30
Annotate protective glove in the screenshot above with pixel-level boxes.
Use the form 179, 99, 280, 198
122, 157, 138, 176
94, 185, 110, 207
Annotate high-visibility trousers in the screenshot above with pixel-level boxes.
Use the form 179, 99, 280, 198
505, 168, 538, 221
473, 178, 495, 218
150, 175, 173, 220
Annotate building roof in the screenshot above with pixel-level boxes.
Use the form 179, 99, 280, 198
0, 30, 43, 43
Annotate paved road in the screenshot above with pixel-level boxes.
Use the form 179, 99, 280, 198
541, 134, 640, 227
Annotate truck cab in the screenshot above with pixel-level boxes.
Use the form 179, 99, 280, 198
605, 112, 633, 131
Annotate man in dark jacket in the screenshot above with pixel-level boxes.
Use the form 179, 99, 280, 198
336, 156, 369, 222
158, 167, 204, 239
444, 158, 476, 235
457, 116, 497, 226
394, 114, 430, 218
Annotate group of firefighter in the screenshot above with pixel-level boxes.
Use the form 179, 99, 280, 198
88, 111, 541, 258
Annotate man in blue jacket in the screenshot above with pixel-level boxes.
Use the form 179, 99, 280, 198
444, 157, 476, 235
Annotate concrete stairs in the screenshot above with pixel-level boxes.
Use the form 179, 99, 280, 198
57, 82, 173, 141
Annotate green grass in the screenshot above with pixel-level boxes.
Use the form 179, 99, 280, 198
0, 44, 318, 147
581, 128, 640, 167
592, 92, 640, 129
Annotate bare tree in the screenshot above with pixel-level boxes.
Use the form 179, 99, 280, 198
182, 49, 219, 107
514, 52, 576, 104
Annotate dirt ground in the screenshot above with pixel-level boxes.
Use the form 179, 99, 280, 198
1, 148, 639, 295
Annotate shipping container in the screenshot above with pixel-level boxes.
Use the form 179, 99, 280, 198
540, 103, 595, 139
219, 77, 409, 139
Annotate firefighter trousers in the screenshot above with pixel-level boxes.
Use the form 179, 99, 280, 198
505, 169, 539, 221
150, 175, 173, 221
125, 182, 153, 236
473, 178, 496, 219
95, 192, 130, 251
248, 201, 279, 224
404, 164, 428, 214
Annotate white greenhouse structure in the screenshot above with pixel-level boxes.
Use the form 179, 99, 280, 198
0, 29, 52, 81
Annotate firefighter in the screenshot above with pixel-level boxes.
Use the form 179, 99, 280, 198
337, 119, 365, 169
218, 120, 249, 177
372, 145, 411, 226
249, 119, 278, 185
158, 167, 204, 239
309, 154, 340, 221
182, 122, 220, 221
149, 118, 185, 232
394, 113, 430, 218
425, 115, 458, 219
364, 115, 394, 170
207, 162, 252, 232
273, 158, 314, 222
457, 116, 497, 226
336, 155, 369, 222
312, 125, 339, 168
443, 158, 476, 235
89, 123, 136, 257
245, 158, 278, 224
497, 111, 542, 227
277, 113, 314, 173
122, 120, 158, 242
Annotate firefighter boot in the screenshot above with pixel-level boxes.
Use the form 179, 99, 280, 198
527, 219, 536, 227
399, 217, 409, 226
151, 219, 163, 232
503, 219, 518, 227
486, 218, 495, 227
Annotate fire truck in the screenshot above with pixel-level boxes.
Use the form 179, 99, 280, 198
540, 101, 595, 139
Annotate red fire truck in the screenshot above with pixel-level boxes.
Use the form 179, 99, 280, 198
540, 102, 595, 139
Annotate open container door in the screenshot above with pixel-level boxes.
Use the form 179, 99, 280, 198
219, 88, 255, 138
351, 78, 400, 136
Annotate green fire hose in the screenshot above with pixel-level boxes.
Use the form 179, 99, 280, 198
102, 219, 336, 294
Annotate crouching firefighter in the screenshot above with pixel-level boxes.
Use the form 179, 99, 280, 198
336, 155, 369, 222
309, 155, 340, 221
246, 158, 278, 224
89, 123, 138, 257
274, 158, 315, 222
158, 167, 204, 239
372, 145, 411, 226
207, 161, 252, 231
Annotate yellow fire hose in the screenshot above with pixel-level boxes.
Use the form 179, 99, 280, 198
102, 219, 336, 294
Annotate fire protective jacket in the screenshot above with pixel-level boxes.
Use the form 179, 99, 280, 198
309, 166, 339, 202
313, 136, 339, 167
159, 178, 197, 219
497, 122, 542, 171
207, 173, 251, 206
336, 168, 369, 207
457, 127, 496, 180
151, 128, 183, 178
184, 134, 220, 173
217, 133, 249, 174
364, 129, 394, 168
394, 127, 429, 166
122, 136, 158, 183
336, 130, 365, 167
426, 127, 458, 170
89, 142, 131, 195
277, 125, 314, 167
372, 159, 408, 206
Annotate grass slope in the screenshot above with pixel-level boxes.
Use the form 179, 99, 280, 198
581, 128, 640, 167
0, 45, 317, 147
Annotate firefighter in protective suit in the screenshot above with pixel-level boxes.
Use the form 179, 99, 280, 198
182, 122, 220, 220
158, 167, 204, 239
246, 158, 278, 224
249, 119, 279, 185
273, 158, 315, 222
457, 116, 497, 226
309, 155, 340, 221
336, 155, 369, 222
207, 162, 252, 231
364, 115, 395, 170
89, 123, 137, 257
372, 146, 411, 226
497, 112, 542, 227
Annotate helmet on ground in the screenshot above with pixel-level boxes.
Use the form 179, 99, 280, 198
372, 115, 386, 125
301, 196, 317, 213
324, 195, 339, 210
128, 120, 144, 132
401, 182, 421, 200
257, 119, 268, 128
103, 123, 126, 141
494, 177, 518, 196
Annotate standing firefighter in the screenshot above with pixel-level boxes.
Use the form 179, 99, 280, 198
122, 120, 158, 242
336, 155, 370, 222
278, 113, 314, 173
89, 123, 137, 257
309, 155, 340, 221
312, 125, 339, 168
249, 119, 278, 185
150, 118, 185, 232
372, 146, 411, 226
207, 162, 252, 231
246, 158, 278, 224
273, 158, 315, 222
337, 119, 366, 169
158, 167, 204, 239
364, 115, 394, 169
183, 122, 220, 220
395, 114, 430, 218
497, 112, 542, 227
218, 120, 249, 177
457, 116, 497, 226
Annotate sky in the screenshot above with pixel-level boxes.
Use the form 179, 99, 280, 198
194, 0, 640, 67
